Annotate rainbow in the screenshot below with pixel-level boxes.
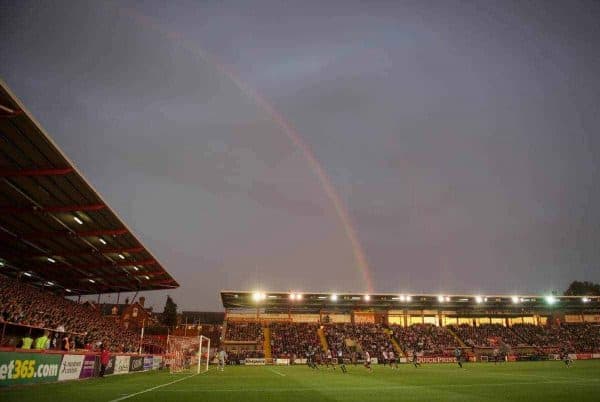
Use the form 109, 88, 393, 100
121, 8, 374, 292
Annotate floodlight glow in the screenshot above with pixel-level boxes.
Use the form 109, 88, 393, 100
296, 293, 303, 300
65, 289, 71, 293
364, 295, 371, 302
399, 295, 406, 302
511, 296, 520, 304
47, 257, 56, 263
475, 296, 483, 304
144, 275, 150, 280
23, 272, 32, 277
73, 216, 83, 225
99, 238, 107, 245
0, 261, 4, 267
88, 279, 95, 283
46, 281, 54, 286
545, 295, 557, 305
582, 297, 590, 303
289, 293, 296, 300
133, 266, 139, 271
406, 295, 412, 302
330, 294, 338, 301
252, 292, 262, 302
438, 295, 445, 302
445, 296, 451, 302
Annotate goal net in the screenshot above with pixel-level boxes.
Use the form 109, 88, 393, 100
166, 334, 211, 374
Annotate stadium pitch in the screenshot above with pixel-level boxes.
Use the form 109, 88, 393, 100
2, 361, 600, 402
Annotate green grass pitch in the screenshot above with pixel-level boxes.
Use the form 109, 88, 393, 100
2, 361, 600, 402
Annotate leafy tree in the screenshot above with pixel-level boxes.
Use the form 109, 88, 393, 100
564, 281, 600, 296
161, 295, 178, 328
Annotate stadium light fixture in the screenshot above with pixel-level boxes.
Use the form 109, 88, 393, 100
545, 295, 557, 305
133, 266, 139, 271
475, 296, 483, 304
330, 294, 338, 301
73, 216, 83, 225
144, 275, 150, 280
118, 254, 125, 260
252, 292, 266, 302
364, 294, 371, 302
0, 261, 4, 267
445, 296, 451, 302
47, 257, 56, 263
511, 296, 520, 304
296, 293, 303, 300
65, 289, 71, 293
406, 295, 412, 302
437, 295, 445, 302
23, 272, 32, 277
99, 238, 107, 245
88, 279, 95, 283
46, 281, 54, 286
398, 295, 405, 302
289, 293, 296, 300
582, 297, 590, 303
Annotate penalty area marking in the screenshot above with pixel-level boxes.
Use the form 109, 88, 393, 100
267, 367, 286, 377
108, 371, 206, 402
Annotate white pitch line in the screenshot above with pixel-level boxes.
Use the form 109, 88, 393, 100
107, 372, 204, 402
267, 367, 286, 377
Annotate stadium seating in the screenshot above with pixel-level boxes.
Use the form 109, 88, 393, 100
324, 323, 394, 361
270, 322, 320, 358
0, 275, 143, 352
391, 324, 460, 356
224, 321, 264, 342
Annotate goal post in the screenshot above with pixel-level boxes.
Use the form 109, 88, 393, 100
198, 334, 210, 374
166, 334, 211, 374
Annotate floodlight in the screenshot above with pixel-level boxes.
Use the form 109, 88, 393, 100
47, 257, 56, 263
88, 279, 95, 283
296, 293, 303, 300
406, 295, 412, 302
364, 295, 371, 302
252, 292, 262, 302
23, 272, 32, 277
438, 295, 445, 302
99, 238, 107, 245
119, 254, 125, 260
582, 297, 590, 303
73, 216, 83, 225
545, 295, 557, 305
475, 296, 483, 304
399, 295, 406, 302
330, 294, 338, 301
511, 296, 520, 304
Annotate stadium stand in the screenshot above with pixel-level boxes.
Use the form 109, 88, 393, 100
270, 322, 321, 358
391, 324, 460, 356
324, 323, 394, 361
225, 322, 264, 342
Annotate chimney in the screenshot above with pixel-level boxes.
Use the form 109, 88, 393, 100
139, 297, 145, 307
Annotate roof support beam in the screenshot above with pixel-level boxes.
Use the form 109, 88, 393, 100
0, 204, 106, 214
0, 168, 74, 177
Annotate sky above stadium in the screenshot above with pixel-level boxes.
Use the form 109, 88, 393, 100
2, 0, 600, 311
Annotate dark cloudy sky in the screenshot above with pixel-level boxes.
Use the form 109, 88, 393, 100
2, 0, 600, 311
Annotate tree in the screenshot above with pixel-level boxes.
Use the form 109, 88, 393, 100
564, 281, 600, 296
161, 295, 178, 328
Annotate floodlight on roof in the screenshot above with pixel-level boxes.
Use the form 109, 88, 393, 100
398, 295, 405, 302
545, 295, 557, 305
364, 294, 371, 302
144, 275, 150, 280
406, 295, 412, 301
475, 296, 483, 304
23, 272, 32, 277
118, 254, 125, 260
289, 293, 296, 300
65, 289, 71, 293
296, 293, 303, 300
438, 295, 445, 302
47, 257, 56, 263
511, 296, 520, 304
46, 281, 54, 286
133, 266, 139, 271
88, 279, 95, 283
252, 292, 266, 302
0, 261, 5, 267
73, 216, 83, 225
330, 294, 338, 301
582, 297, 590, 303
99, 238, 107, 245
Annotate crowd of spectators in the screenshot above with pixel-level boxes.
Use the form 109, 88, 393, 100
449, 324, 522, 348
224, 321, 264, 342
391, 324, 460, 356
1, 275, 144, 352
511, 323, 600, 352
270, 322, 320, 358
324, 323, 394, 361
